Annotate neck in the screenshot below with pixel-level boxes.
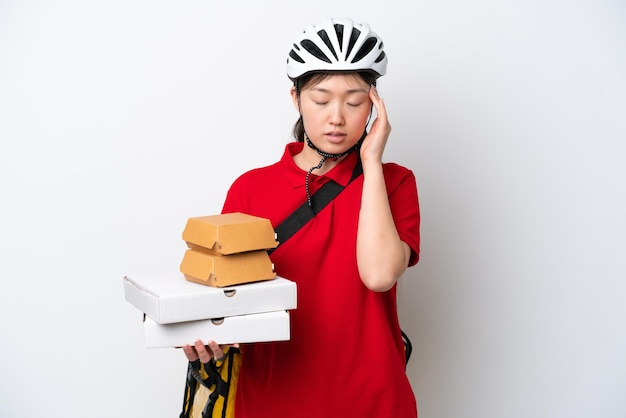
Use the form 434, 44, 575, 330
294, 146, 343, 175
299, 131, 359, 171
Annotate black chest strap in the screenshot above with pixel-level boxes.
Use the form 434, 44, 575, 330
268, 159, 362, 255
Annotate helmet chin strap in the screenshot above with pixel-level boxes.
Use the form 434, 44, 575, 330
303, 129, 366, 207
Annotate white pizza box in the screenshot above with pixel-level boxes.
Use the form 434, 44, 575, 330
142, 310, 290, 348
123, 273, 297, 324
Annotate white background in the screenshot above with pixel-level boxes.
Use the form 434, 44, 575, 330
1, 1, 625, 417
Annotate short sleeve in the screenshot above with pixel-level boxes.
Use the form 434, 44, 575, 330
384, 163, 420, 266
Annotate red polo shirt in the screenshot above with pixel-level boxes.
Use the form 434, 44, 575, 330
222, 141, 420, 418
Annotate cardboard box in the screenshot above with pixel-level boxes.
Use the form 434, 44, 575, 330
123, 273, 297, 324
182, 212, 278, 255
142, 310, 291, 348
180, 248, 276, 287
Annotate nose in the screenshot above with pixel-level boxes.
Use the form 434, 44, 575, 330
329, 103, 344, 126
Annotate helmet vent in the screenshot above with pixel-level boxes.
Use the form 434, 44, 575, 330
301, 39, 332, 64
352, 37, 377, 63
317, 29, 338, 61
289, 49, 305, 64
333, 24, 345, 51
374, 51, 386, 63
346, 28, 362, 59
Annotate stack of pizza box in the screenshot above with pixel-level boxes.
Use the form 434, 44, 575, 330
123, 213, 296, 348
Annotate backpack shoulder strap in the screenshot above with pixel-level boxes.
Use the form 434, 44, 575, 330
269, 159, 362, 255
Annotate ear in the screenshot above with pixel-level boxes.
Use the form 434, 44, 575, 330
290, 86, 300, 112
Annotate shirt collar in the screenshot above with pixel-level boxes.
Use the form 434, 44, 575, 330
281, 142, 360, 189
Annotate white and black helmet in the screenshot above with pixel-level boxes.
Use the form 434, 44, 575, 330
287, 18, 387, 81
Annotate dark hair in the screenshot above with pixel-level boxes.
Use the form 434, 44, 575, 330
292, 71, 377, 142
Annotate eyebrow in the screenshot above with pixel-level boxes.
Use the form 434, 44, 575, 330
310, 87, 369, 94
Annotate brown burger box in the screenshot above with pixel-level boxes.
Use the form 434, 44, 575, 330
180, 248, 276, 287
182, 212, 278, 255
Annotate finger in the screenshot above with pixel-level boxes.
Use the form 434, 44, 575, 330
369, 84, 380, 101
369, 86, 388, 123
207, 340, 225, 362
194, 339, 213, 364
182, 344, 199, 362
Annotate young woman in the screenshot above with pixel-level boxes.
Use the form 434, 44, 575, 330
182, 17, 420, 418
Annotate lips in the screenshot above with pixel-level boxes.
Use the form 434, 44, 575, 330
324, 131, 347, 143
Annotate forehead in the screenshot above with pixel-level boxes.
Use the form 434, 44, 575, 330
305, 73, 370, 93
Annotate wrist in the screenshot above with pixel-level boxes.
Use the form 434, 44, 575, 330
361, 158, 383, 176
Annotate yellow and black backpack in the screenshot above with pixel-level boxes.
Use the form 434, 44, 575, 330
180, 346, 241, 418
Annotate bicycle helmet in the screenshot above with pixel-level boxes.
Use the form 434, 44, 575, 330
287, 18, 387, 81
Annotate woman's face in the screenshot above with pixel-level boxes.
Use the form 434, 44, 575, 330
292, 73, 372, 155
